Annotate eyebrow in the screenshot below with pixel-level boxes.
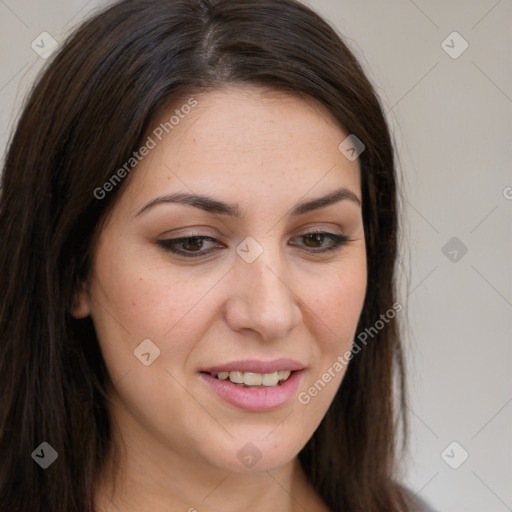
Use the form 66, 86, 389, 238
134, 187, 361, 218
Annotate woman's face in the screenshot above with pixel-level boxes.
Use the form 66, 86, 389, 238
74, 87, 366, 474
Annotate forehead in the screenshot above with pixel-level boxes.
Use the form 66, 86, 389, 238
156, 86, 350, 156
116, 86, 361, 214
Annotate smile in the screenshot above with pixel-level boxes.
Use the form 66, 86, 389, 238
207, 370, 293, 387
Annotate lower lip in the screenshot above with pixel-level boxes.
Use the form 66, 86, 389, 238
200, 370, 304, 412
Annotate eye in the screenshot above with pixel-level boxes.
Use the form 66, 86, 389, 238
157, 231, 351, 258
290, 231, 351, 253
157, 235, 224, 258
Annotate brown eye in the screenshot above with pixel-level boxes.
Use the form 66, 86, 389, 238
157, 235, 223, 257
181, 237, 205, 251
303, 233, 326, 248
291, 232, 350, 253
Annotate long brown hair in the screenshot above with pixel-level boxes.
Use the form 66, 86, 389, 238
0, 1, 409, 510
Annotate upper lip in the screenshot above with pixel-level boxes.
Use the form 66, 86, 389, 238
201, 358, 305, 374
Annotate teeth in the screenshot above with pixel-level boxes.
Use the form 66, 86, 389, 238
278, 370, 291, 381
211, 370, 294, 387
243, 372, 262, 386
262, 371, 279, 386
229, 371, 244, 384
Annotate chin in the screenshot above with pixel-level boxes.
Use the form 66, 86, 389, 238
202, 435, 304, 474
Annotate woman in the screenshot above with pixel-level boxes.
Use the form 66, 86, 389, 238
0, 0, 428, 510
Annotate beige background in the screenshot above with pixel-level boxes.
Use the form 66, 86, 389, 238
1, 1, 511, 510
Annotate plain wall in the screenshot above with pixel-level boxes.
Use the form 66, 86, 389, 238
1, 1, 510, 510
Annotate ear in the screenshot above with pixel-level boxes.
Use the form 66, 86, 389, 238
70, 281, 91, 319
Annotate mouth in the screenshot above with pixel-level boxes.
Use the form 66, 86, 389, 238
199, 359, 305, 412
203, 370, 294, 388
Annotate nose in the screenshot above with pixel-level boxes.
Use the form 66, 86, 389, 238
223, 242, 303, 340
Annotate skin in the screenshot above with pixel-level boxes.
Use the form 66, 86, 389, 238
72, 86, 367, 512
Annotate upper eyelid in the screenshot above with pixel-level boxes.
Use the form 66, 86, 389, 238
163, 229, 343, 243
160, 223, 347, 238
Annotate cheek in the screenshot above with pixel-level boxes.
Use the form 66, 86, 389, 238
295, 263, 366, 419
88, 245, 226, 365
310, 259, 367, 352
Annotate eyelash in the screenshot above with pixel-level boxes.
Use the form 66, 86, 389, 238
157, 231, 351, 258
